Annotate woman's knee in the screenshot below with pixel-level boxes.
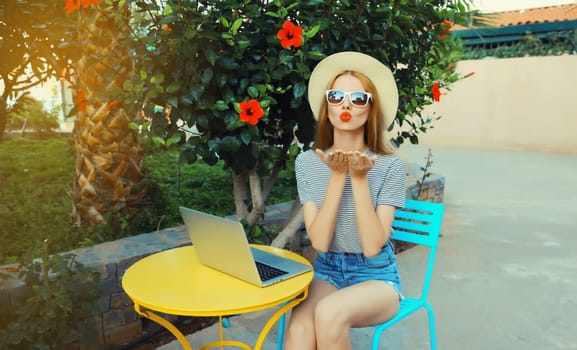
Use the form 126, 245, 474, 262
284, 310, 315, 349
286, 316, 312, 338
313, 297, 347, 330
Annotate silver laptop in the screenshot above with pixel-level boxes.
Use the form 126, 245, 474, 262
179, 206, 312, 287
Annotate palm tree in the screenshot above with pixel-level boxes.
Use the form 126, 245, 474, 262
68, 2, 146, 228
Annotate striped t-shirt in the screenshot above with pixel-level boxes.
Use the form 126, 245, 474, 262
295, 149, 406, 253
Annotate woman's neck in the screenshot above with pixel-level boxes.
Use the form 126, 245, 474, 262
331, 129, 367, 152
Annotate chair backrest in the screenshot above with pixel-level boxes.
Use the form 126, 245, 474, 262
391, 199, 445, 299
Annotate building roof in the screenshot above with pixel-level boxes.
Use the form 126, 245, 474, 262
452, 3, 577, 46
478, 3, 577, 27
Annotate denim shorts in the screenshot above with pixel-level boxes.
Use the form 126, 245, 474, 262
313, 241, 403, 298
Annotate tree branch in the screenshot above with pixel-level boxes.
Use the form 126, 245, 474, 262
232, 172, 250, 220
262, 140, 292, 201
246, 167, 265, 226
261, 159, 283, 201
271, 203, 304, 249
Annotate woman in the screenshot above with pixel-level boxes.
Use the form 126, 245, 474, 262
285, 52, 406, 350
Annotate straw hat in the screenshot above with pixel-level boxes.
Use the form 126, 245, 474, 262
307, 51, 398, 127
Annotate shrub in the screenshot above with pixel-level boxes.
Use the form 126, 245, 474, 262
0, 242, 101, 349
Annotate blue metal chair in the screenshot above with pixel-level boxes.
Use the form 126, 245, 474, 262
276, 199, 444, 350
371, 199, 444, 350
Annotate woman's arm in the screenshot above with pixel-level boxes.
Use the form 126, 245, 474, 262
351, 175, 395, 256
301, 149, 348, 253
348, 152, 396, 257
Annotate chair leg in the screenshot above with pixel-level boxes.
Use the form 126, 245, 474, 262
424, 303, 437, 350
371, 327, 384, 350
277, 313, 286, 350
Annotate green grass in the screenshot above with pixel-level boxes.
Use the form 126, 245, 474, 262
0, 136, 297, 265
0, 137, 76, 264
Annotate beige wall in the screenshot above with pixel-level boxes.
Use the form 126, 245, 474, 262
398, 55, 577, 154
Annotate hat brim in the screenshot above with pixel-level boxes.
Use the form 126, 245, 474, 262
307, 51, 398, 127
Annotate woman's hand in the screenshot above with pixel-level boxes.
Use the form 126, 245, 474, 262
347, 151, 377, 178
315, 149, 348, 174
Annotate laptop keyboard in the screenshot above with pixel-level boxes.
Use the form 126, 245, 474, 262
255, 261, 288, 281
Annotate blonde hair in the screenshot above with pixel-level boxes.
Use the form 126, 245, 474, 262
314, 71, 395, 155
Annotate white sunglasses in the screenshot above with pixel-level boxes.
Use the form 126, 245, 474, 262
325, 89, 373, 107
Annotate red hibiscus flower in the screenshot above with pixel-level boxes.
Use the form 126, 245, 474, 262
77, 90, 86, 112
440, 20, 453, 39
64, 0, 80, 13
239, 99, 264, 125
277, 21, 303, 49
106, 100, 121, 111
65, 0, 99, 14
432, 82, 441, 102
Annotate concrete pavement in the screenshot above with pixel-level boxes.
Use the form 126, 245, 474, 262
158, 145, 577, 350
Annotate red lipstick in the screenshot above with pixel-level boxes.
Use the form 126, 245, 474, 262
340, 112, 352, 122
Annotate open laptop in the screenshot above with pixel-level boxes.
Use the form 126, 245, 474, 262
179, 206, 312, 287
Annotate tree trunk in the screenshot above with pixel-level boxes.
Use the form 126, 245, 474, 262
245, 168, 265, 226
0, 99, 7, 141
69, 5, 146, 228
232, 156, 287, 226
233, 173, 250, 220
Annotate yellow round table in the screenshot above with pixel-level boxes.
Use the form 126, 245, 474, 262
122, 245, 313, 350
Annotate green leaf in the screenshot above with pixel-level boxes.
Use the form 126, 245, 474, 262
204, 49, 217, 66
281, 54, 294, 64
145, 87, 160, 99
214, 100, 229, 111
260, 99, 271, 108
201, 68, 213, 84
217, 74, 228, 88
197, 115, 209, 129
265, 11, 280, 18
289, 143, 300, 157
168, 97, 179, 108
128, 122, 139, 130
307, 51, 325, 60
238, 40, 250, 50
231, 18, 243, 35
219, 16, 230, 28
305, 25, 320, 39
219, 136, 241, 152
247, 125, 260, 140
122, 80, 134, 91
247, 86, 259, 98
293, 82, 306, 98
225, 113, 244, 131
240, 129, 252, 145
166, 82, 180, 93
166, 134, 181, 147
255, 84, 268, 94
152, 136, 166, 146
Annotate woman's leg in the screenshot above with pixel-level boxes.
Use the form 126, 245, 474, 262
284, 279, 337, 350
314, 280, 400, 350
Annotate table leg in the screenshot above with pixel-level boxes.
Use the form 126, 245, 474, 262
254, 289, 309, 350
135, 304, 193, 350
197, 316, 252, 350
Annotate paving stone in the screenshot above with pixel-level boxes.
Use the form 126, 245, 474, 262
105, 320, 143, 347
103, 308, 123, 330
